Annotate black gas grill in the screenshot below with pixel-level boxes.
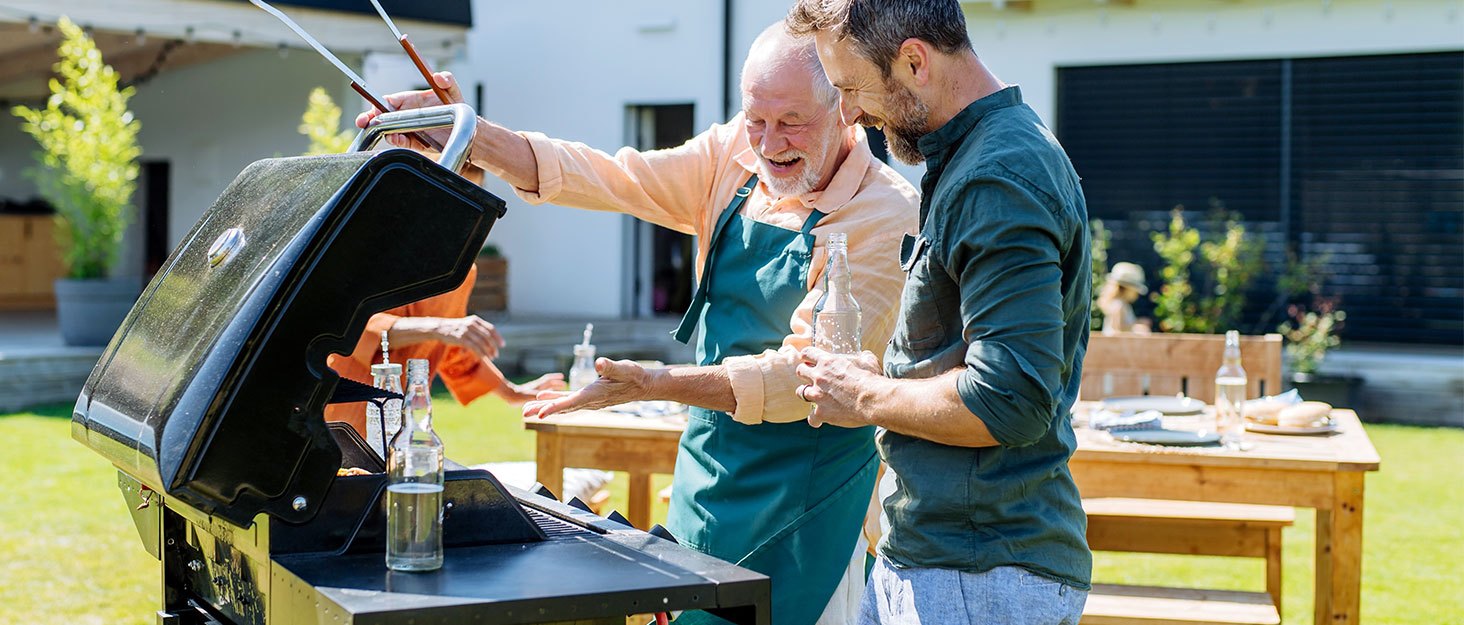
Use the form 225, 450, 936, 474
72, 104, 768, 625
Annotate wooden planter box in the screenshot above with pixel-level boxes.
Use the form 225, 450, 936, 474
469, 256, 508, 314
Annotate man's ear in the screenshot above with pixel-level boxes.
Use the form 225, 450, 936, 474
898, 38, 933, 87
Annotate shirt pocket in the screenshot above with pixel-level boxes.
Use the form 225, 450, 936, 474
889, 234, 947, 354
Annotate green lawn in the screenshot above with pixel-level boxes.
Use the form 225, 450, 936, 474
2, 397, 1458, 623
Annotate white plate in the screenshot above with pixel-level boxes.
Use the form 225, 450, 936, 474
1101, 395, 1206, 415
1113, 429, 1222, 446
1244, 420, 1338, 435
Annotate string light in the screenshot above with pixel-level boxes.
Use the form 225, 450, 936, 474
231, 29, 242, 48
278, 42, 289, 58
27, 15, 38, 34
135, 28, 146, 46
184, 26, 195, 44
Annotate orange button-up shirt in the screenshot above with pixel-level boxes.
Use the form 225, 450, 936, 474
515, 114, 919, 424
325, 264, 507, 436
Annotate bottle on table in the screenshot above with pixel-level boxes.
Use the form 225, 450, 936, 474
1213, 330, 1248, 440
568, 323, 597, 391
813, 232, 861, 355
386, 358, 445, 572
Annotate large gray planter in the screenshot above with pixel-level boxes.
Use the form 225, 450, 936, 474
54, 277, 142, 347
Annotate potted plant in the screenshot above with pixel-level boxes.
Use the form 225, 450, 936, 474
12, 17, 143, 346
470, 245, 508, 316
1280, 297, 1362, 407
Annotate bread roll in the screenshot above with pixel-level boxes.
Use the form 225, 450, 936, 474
1278, 401, 1332, 427
1246, 399, 1288, 425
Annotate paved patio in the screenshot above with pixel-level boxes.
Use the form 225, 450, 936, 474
0, 311, 694, 412
1, 310, 1457, 425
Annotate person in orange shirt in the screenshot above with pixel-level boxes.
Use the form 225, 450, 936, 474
324, 263, 563, 438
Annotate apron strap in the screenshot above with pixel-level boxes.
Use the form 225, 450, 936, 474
800, 208, 827, 235
672, 174, 759, 345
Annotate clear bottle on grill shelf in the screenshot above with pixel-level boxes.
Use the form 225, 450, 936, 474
367, 361, 404, 461
386, 358, 445, 572
813, 232, 861, 356
1213, 330, 1248, 443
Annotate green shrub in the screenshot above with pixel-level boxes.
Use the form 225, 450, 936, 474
12, 16, 141, 280
1089, 219, 1111, 331
299, 87, 355, 155
1149, 201, 1264, 334
1280, 298, 1345, 375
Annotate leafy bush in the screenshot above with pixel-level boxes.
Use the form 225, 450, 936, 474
1089, 219, 1111, 331
12, 17, 141, 279
1149, 201, 1264, 334
1280, 297, 1345, 374
299, 87, 355, 155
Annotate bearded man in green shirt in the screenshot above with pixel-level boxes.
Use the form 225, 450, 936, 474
788, 1, 1092, 622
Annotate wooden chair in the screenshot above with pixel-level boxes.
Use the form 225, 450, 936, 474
1080, 333, 1282, 403
1078, 333, 1289, 625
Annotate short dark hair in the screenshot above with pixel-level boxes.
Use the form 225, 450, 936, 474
786, 0, 973, 78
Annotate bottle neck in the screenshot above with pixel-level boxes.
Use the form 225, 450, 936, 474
825, 244, 852, 296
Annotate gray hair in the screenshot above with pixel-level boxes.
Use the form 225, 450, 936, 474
740, 22, 839, 110
786, 0, 973, 78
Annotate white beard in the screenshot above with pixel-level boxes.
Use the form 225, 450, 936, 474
758, 154, 824, 197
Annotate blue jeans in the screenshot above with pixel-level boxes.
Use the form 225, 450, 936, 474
858, 557, 1087, 624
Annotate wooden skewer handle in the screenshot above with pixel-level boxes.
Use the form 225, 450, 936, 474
400, 35, 454, 105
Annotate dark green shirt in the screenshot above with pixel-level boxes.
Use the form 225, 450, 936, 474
879, 86, 1092, 589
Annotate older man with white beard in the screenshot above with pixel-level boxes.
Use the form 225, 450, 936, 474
361, 22, 918, 625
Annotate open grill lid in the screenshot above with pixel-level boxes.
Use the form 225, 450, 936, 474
72, 105, 504, 528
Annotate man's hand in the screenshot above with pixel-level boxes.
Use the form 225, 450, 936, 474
795, 347, 884, 429
493, 373, 566, 406
522, 358, 656, 419
354, 71, 466, 151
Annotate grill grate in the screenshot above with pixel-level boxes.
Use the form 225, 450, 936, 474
526, 508, 597, 539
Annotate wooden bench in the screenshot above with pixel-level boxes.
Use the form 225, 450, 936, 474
1080, 334, 1291, 624
1083, 497, 1293, 624
1082, 584, 1281, 625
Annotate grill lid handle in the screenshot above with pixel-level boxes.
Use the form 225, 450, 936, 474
350, 103, 476, 172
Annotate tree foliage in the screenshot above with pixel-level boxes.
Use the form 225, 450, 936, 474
12, 16, 141, 279
299, 87, 355, 155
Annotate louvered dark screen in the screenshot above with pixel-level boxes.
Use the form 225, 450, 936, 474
1057, 51, 1463, 345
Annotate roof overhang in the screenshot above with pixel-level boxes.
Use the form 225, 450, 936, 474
0, 0, 470, 101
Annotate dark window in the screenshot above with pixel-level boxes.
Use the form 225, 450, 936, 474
626, 104, 697, 317
142, 160, 171, 280
1058, 51, 1464, 344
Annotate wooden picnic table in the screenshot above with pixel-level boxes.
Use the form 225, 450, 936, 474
524, 402, 1380, 624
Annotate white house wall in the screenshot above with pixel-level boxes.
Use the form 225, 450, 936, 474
449, 0, 928, 318
961, 0, 1463, 126
127, 48, 354, 266
0, 47, 352, 279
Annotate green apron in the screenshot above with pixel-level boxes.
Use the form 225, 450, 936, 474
669, 175, 878, 625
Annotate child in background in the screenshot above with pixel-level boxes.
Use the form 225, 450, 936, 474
1098, 261, 1152, 335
